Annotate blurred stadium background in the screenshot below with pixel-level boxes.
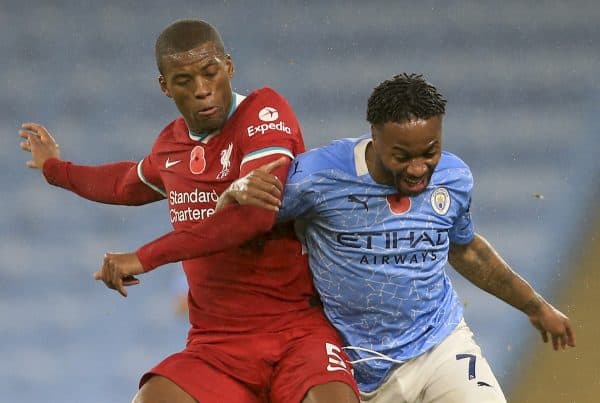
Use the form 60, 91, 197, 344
1, 1, 598, 401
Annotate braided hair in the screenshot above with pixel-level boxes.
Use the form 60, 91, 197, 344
367, 73, 446, 126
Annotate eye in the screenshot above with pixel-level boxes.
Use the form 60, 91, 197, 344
204, 69, 219, 78
175, 77, 191, 86
393, 155, 409, 163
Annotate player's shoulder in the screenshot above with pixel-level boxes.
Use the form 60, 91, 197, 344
293, 136, 363, 176
432, 151, 473, 188
233, 87, 296, 126
249, 86, 287, 100
241, 87, 290, 108
437, 151, 470, 171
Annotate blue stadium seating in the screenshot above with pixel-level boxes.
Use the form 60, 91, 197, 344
1, 1, 598, 401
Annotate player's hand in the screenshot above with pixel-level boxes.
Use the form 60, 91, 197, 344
93, 252, 144, 297
215, 157, 286, 212
528, 301, 576, 350
19, 123, 61, 170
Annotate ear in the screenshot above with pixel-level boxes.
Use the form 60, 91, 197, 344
370, 124, 378, 142
225, 54, 235, 79
158, 75, 172, 98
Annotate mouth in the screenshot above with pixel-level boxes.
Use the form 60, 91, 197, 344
196, 106, 220, 117
404, 176, 425, 185
399, 175, 429, 194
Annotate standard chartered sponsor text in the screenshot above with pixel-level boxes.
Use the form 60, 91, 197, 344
170, 189, 219, 205
169, 189, 219, 223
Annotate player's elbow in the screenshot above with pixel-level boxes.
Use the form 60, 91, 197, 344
117, 184, 163, 206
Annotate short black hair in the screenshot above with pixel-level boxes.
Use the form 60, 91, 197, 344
366, 73, 446, 126
155, 19, 225, 74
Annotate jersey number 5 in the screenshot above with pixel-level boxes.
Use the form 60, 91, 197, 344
326, 342, 351, 374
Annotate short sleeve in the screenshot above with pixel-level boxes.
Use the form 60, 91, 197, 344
449, 196, 474, 245
277, 155, 322, 222
237, 88, 305, 172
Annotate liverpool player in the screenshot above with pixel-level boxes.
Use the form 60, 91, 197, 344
19, 20, 358, 403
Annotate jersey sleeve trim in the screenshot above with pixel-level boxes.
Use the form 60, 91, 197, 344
137, 159, 166, 197
354, 138, 371, 176
240, 146, 295, 166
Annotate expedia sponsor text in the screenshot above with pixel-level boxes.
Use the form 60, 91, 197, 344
246, 121, 291, 137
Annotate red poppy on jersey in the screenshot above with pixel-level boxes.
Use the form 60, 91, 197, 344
386, 194, 411, 215
190, 145, 207, 174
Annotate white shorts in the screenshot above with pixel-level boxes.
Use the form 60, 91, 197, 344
360, 320, 506, 403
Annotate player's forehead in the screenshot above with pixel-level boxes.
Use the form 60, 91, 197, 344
161, 42, 225, 73
379, 117, 442, 149
383, 116, 441, 134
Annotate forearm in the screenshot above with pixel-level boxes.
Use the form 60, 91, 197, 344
449, 234, 545, 315
137, 155, 291, 272
136, 204, 276, 271
43, 158, 162, 205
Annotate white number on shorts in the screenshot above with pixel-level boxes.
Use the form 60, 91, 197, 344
326, 342, 350, 373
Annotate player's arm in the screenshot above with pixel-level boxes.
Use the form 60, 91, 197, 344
94, 88, 302, 296
215, 159, 283, 213
94, 154, 293, 297
449, 234, 576, 350
216, 155, 316, 221
19, 122, 163, 205
138, 155, 291, 267
137, 88, 303, 267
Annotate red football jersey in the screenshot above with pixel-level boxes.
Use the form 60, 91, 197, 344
136, 87, 316, 334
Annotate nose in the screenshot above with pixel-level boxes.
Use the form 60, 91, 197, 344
193, 77, 211, 98
406, 159, 427, 178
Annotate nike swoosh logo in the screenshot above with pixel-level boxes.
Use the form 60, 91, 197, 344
165, 158, 182, 169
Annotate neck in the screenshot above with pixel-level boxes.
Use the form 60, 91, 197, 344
365, 141, 394, 185
188, 92, 237, 139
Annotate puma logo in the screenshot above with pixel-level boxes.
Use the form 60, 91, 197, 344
290, 160, 303, 177
348, 195, 369, 211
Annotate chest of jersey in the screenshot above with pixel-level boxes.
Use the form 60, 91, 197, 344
157, 135, 241, 227
313, 185, 456, 254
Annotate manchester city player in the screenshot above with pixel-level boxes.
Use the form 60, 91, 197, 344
217, 73, 576, 402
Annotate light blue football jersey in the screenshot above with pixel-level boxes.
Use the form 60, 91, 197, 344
278, 136, 475, 392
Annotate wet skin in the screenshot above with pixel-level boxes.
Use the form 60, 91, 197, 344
158, 42, 235, 135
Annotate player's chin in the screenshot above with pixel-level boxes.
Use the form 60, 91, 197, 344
190, 114, 226, 133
